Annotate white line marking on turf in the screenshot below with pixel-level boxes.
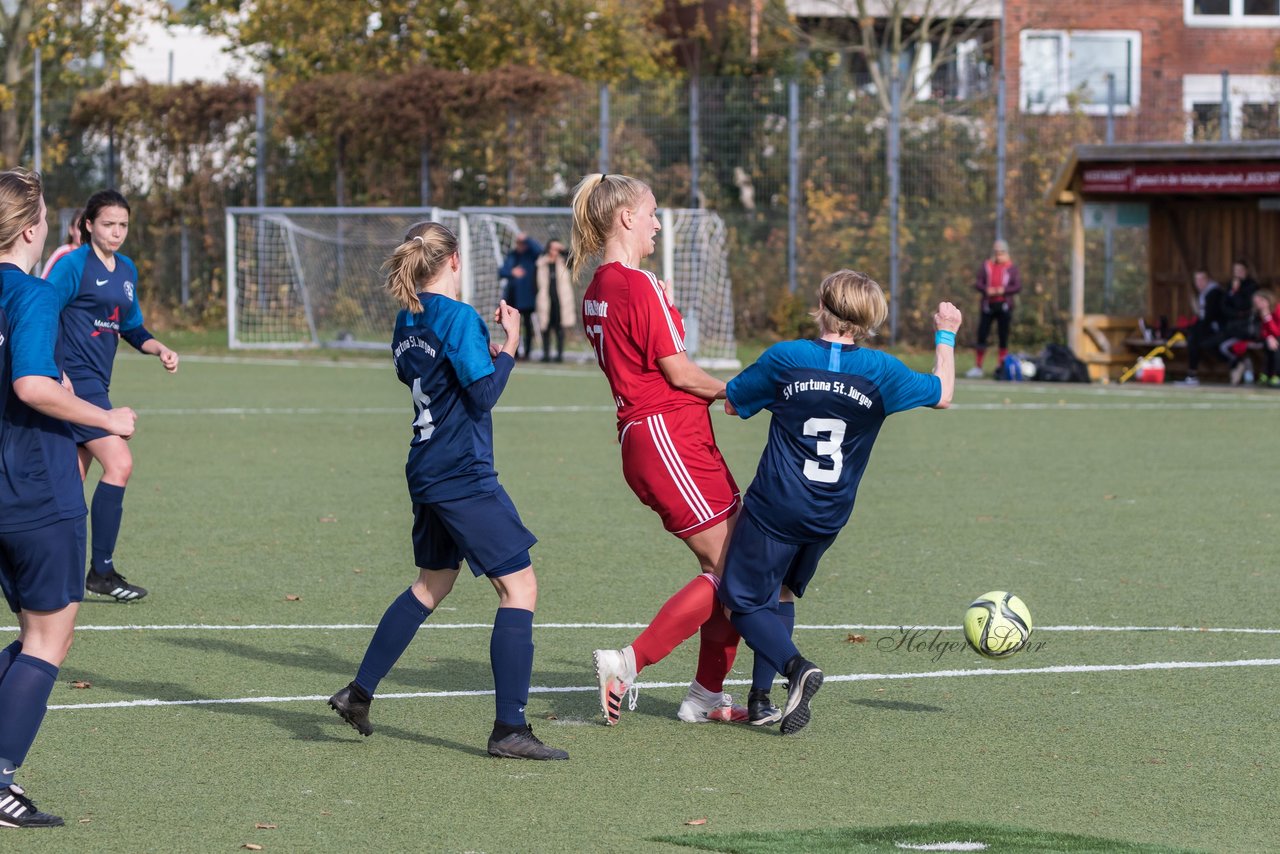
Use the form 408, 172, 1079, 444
6, 621, 1280, 634
45, 657, 1280, 711
896, 843, 987, 852
138, 404, 614, 416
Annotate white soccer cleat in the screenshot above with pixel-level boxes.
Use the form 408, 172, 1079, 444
593, 648, 637, 726
964, 366, 984, 379
677, 680, 749, 723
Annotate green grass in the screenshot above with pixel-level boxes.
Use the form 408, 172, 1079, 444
7, 349, 1279, 852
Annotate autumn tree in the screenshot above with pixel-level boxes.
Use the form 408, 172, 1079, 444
180, 0, 674, 85
0, 0, 156, 168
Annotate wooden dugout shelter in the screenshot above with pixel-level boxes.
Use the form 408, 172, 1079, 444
1049, 141, 1280, 381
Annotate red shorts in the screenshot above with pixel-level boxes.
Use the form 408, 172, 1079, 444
619, 405, 739, 539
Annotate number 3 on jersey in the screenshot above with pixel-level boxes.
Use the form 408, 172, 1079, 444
411, 378, 436, 443
802, 417, 845, 483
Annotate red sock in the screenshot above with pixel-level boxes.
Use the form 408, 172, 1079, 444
631, 574, 718, 671
694, 606, 740, 692
975, 348, 986, 368
998, 348, 1008, 363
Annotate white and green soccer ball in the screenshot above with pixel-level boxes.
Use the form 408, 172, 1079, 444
963, 591, 1033, 659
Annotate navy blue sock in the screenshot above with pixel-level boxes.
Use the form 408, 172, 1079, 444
0, 653, 59, 772
732, 608, 800, 678
0, 640, 21, 682
354, 588, 431, 696
90, 481, 126, 574
490, 607, 534, 727
751, 601, 796, 693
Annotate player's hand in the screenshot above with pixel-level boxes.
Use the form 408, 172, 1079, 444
106, 407, 137, 440
935, 301, 962, 333
724, 399, 738, 416
495, 300, 521, 342
158, 346, 179, 373
659, 278, 674, 304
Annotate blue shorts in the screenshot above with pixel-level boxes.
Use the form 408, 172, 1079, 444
69, 379, 111, 445
412, 487, 536, 578
718, 510, 835, 614
0, 516, 88, 613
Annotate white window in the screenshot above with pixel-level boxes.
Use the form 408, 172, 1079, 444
1183, 74, 1280, 140
1020, 30, 1141, 115
1186, 0, 1280, 27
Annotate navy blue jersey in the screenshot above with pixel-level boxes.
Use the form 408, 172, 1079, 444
726, 339, 941, 542
0, 264, 87, 533
47, 244, 145, 388
395, 293, 502, 503
0, 278, 8, 425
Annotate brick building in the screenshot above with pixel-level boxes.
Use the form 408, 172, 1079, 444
1006, 0, 1280, 140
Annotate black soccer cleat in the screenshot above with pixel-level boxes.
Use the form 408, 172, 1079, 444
747, 689, 782, 727
328, 684, 373, 736
0, 784, 64, 829
780, 657, 824, 736
487, 724, 569, 761
85, 566, 147, 602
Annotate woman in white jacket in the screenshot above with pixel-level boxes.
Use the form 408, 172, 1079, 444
534, 239, 577, 362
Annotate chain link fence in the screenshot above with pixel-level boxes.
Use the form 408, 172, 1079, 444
28, 69, 1280, 346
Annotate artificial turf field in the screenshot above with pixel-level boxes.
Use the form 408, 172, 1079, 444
6, 342, 1278, 853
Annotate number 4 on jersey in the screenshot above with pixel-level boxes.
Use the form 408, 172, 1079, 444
411, 378, 436, 442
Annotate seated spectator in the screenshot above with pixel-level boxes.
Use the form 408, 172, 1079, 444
1219, 260, 1261, 385
1180, 268, 1224, 386
1251, 290, 1280, 388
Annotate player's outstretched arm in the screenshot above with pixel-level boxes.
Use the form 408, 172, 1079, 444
658, 351, 726, 400
13, 376, 137, 437
932, 301, 961, 409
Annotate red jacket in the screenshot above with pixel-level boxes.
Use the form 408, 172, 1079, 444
975, 260, 1021, 312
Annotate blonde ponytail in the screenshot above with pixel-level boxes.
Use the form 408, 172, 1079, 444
568, 172, 649, 281
0, 168, 44, 256
383, 221, 459, 312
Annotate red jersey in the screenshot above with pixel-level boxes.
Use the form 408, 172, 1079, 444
582, 262, 706, 428
1262, 307, 1280, 340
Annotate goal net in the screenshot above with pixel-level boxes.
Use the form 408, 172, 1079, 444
227, 206, 737, 367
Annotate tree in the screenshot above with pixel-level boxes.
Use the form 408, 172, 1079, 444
181, 0, 675, 86
785, 0, 994, 111
0, 0, 153, 168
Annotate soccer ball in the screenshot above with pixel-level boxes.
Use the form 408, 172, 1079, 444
963, 591, 1033, 659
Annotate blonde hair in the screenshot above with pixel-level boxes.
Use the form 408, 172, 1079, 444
812, 270, 888, 342
383, 221, 459, 312
568, 172, 650, 280
0, 168, 44, 256
1256, 289, 1276, 315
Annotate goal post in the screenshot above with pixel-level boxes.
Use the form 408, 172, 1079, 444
226, 206, 737, 367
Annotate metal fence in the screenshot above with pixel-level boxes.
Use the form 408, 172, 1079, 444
28, 69, 1280, 346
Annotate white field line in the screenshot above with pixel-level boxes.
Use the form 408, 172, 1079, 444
171, 354, 599, 378
138, 404, 615, 416
46, 656, 1280, 712
5, 621, 1280, 634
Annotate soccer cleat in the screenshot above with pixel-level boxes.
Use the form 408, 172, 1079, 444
0, 784, 64, 829
964, 366, 984, 379
1271, 376, 1280, 388
487, 724, 569, 760
676, 680, 749, 723
780, 657, 824, 736
747, 688, 782, 727
593, 648, 637, 726
1177, 375, 1200, 386
328, 685, 373, 736
85, 567, 147, 602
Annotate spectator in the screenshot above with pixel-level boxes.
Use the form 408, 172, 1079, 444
1250, 289, 1280, 388
965, 239, 1021, 378
40, 209, 82, 278
534, 238, 576, 362
1216, 260, 1260, 385
1180, 268, 1225, 386
499, 232, 542, 360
